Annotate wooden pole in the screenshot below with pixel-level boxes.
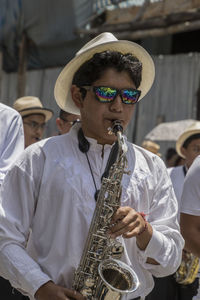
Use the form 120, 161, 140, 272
76, 19, 200, 40
196, 83, 200, 121
17, 33, 27, 98
114, 19, 200, 40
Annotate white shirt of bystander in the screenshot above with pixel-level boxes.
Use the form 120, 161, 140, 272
181, 155, 200, 216
0, 103, 24, 186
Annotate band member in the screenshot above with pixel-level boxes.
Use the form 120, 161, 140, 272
13, 96, 53, 148
141, 140, 161, 157
181, 155, 200, 257
0, 103, 25, 299
0, 32, 184, 300
56, 109, 80, 134
0, 103, 24, 186
146, 121, 200, 300
165, 147, 184, 168
171, 121, 200, 210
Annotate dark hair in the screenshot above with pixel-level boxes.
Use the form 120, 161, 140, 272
165, 148, 177, 161
72, 51, 142, 99
59, 109, 71, 119
182, 133, 200, 148
174, 155, 183, 167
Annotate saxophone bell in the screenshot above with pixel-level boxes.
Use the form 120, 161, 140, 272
97, 259, 140, 300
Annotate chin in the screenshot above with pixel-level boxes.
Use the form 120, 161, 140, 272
100, 133, 117, 145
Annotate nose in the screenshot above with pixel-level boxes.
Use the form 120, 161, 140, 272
35, 126, 44, 137
109, 94, 123, 112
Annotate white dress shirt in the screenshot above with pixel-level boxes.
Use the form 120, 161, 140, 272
181, 155, 200, 216
0, 103, 24, 186
168, 165, 185, 220
0, 123, 184, 299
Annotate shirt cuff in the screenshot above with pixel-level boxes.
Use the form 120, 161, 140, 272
18, 268, 52, 298
0, 244, 52, 298
137, 228, 164, 264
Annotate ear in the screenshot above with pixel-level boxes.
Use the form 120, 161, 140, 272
71, 85, 83, 109
180, 146, 187, 157
56, 118, 62, 132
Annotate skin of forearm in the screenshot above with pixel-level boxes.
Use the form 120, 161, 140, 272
180, 214, 200, 257
136, 222, 160, 265
183, 230, 200, 257
136, 222, 153, 250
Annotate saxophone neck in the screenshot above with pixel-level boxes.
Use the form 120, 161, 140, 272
111, 120, 128, 156
111, 120, 123, 135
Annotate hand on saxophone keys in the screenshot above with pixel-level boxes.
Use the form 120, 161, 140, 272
108, 206, 153, 250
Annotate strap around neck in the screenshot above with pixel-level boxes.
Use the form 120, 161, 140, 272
101, 141, 118, 179
77, 127, 119, 201
78, 128, 90, 153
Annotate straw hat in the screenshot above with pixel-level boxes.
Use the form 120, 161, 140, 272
176, 121, 200, 158
13, 96, 53, 122
54, 32, 155, 115
142, 140, 161, 157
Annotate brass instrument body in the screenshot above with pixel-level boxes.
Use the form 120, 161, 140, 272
175, 250, 199, 285
73, 122, 139, 299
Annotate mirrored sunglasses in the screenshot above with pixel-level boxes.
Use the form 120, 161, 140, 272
82, 86, 141, 104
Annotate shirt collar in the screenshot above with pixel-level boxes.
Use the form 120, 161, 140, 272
69, 122, 121, 153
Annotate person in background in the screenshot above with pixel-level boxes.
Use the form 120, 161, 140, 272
0, 32, 184, 300
0, 103, 25, 299
13, 96, 53, 299
141, 140, 161, 157
165, 147, 185, 168
56, 109, 80, 134
0, 103, 24, 186
170, 121, 200, 210
146, 121, 200, 300
180, 155, 200, 300
13, 96, 53, 148
180, 155, 200, 258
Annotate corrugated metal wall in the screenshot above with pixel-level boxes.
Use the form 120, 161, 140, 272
0, 67, 62, 136
1, 52, 200, 157
126, 52, 200, 157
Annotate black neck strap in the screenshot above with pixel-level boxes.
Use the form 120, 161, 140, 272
78, 128, 90, 153
102, 141, 118, 179
183, 165, 187, 176
78, 128, 119, 200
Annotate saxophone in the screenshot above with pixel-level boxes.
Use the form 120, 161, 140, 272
72, 120, 139, 299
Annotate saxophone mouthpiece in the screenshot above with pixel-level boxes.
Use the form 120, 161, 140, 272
112, 120, 123, 135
